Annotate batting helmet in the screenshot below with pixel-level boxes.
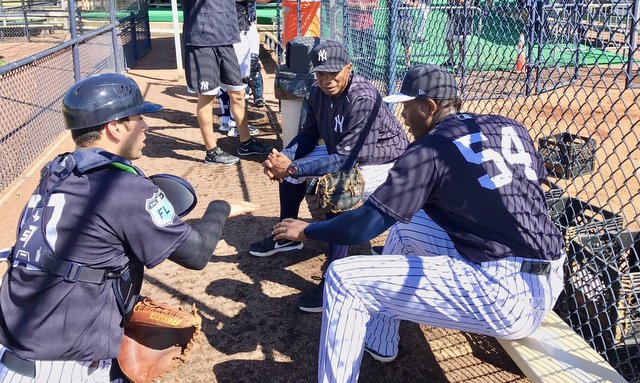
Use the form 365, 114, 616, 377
62, 73, 162, 130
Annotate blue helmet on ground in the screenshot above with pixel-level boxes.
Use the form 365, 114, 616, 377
62, 73, 163, 130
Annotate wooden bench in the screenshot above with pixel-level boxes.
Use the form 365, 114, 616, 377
497, 311, 628, 383
261, 30, 284, 52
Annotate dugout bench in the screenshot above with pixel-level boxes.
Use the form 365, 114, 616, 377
497, 311, 628, 383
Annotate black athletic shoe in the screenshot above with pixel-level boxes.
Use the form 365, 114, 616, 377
249, 235, 303, 257
204, 147, 239, 165
371, 246, 384, 255
237, 138, 272, 156
298, 278, 324, 313
254, 98, 266, 108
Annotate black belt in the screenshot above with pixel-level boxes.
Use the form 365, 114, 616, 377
520, 259, 552, 275
1, 349, 36, 378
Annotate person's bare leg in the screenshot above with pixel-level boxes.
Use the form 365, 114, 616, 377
228, 89, 250, 142
446, 40, 455, 64
197, 94, 218, 150
405, 46, 412, 67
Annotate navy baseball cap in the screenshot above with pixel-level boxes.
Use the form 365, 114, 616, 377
383, 64, 458, 103
311, 40, 351, 73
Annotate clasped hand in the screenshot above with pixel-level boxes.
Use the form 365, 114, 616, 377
262, 148, 292, 182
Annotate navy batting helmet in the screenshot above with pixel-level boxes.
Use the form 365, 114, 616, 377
62, 73, 163, 130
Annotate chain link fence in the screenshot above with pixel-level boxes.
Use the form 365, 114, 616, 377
307, 0, 640, 380
0, 0, 151, 193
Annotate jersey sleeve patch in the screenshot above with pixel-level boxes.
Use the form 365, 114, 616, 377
145, 190, 176, 227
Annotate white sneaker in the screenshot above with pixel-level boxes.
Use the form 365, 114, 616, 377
219, 123, 232, 133
228, 125, 259, 137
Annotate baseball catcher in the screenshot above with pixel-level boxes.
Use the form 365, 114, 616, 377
0, 73, 255, 382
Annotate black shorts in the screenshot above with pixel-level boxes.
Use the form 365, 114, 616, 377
445, 13, 474, 42
184, 45, 245, 95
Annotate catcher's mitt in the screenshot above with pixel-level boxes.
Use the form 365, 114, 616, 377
117, 297, 202, 383
316, 165, 364, 213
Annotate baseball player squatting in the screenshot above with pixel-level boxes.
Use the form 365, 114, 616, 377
274, 64, 566, 383
251, 40, 409, 312
0, 73, 254, 382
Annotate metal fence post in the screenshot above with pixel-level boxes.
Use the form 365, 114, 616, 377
460, 0, 469, 95
343, 0, 348, 47
68, 0, 81, 81
20, 0, 30, 42
131, 11, 138, 61
626, 0, 639, 89
387, 0, 399, 97
525, 0, 536, 96
297, 0, 301, 37
109, 0, 122, 73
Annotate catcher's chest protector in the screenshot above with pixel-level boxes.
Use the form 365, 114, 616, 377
8, 150, 143, 317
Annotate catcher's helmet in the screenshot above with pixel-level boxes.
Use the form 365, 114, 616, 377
62, 73, 163, 130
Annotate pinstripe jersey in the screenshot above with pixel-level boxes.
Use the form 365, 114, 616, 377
369, 113, 564, 262
0, 149, 191, 361
301, 74, 408, 165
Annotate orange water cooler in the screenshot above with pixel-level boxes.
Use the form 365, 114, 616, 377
282, 0, 321, 46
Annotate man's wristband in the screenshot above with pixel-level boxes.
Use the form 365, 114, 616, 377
286, 163, 299, 179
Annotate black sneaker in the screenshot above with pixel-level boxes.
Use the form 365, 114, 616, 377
441, 60, 456, 68
371, 246, 384, 255
237, 138, 272, 156
298, 278, 324, 313
204, 147, 239, 165
254, 98, 266, 108
249, 235, 304, 257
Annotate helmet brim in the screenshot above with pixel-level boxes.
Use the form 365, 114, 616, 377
141, 102, 163, 114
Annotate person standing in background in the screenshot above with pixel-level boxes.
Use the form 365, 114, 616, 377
348, 0, 378, 78
182, 0, 272, 165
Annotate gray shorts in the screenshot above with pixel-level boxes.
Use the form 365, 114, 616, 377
184, 45, 245, 95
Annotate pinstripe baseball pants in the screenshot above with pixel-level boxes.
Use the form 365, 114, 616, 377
318, 210, 565, 383
0, 346, 117, 383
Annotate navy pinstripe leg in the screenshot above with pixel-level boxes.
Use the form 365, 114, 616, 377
317, 211, 566, 381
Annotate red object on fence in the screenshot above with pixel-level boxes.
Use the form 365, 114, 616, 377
282, 0, 321, 46
515, 33, 526, 73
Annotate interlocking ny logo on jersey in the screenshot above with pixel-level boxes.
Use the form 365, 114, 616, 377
318, 49, 328, 62
145, 190, 175, 227
200, 80, 209, 91
334, 114, 344, 133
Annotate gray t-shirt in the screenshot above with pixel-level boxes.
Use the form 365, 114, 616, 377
182, 0, 240, 46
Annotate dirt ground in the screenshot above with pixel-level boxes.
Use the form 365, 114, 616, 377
0, 35, 532, 383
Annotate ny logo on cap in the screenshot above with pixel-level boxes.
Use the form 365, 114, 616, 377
318, 49, 328, 62
417, 89, 427, 96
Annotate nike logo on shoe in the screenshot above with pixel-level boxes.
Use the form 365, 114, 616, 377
274, 240, 295, 249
